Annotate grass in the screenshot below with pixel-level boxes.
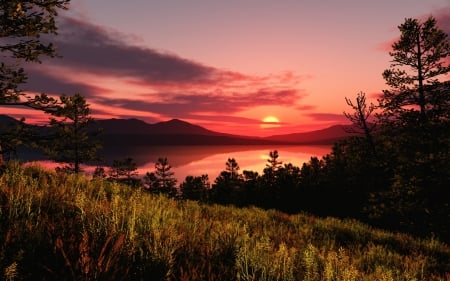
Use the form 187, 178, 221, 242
1, 162, 449, 280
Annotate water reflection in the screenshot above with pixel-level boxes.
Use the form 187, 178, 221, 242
110, 145, 332, 181
25, 145, 332, 182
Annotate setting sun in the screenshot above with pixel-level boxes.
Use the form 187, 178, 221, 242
260, 116, 281, 129
262, 116, 280, 123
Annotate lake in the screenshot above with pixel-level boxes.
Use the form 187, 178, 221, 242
29, 145, 333, 182
102, 145, 332, 182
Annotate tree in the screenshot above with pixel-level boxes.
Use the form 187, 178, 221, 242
225, 157, 240, 179
265, 150, 282, 171
1, 0, 69, 105
1, 0, 70, 165
211, 158, 244, 205
380, 16, 450, 124
372, 17, 450, 239
144, 157, 177, 197
45, 94, 100, 173
92, 166, 107, 179
180, 174, 210, 201
262, 150, 282, 184
344, 92, 377, 154
108, 157, 140, 186
276, 163, 302, 213
0, 117, 35, 161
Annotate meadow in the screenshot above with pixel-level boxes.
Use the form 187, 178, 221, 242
1, 162, 449, 281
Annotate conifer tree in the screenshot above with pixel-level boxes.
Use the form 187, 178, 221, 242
1, 0, 69, 105
144, 157, 177, 197
0, 0, 70, 164
380, 16, 450, 124
45, 94, 100, 173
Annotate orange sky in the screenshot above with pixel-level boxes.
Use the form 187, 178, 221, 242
2, 0, 449, 136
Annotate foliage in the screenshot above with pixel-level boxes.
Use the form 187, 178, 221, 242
0, 163, 449, 280
0, 117, 35, 161
0, 0, 69, 164
107, 157, 141, 187
380, 16, 450, 124
344, 92, 377, 154
180, 174, 210, 201
0, 0, 69, 106
144, 157, 177, 197
211, 158, 244, 205
371, 16, 450, 237
44, 94, 101, 173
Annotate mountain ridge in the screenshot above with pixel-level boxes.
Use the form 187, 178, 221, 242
0, 115, 354, 145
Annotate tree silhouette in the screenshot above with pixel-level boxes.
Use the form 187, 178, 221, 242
0, 0, 69, 105
0, 0, 69, 164
144, 157, 177, 197
344, 92, 377, 154
108, 157, 139, 185
380, 16, 450, 124
369, 16, 450, 239
212, 158, 244, 205
45, 94, 101, 173
225, 157, 240, 179
262, 150, 282, 185
0, 117, 35, 161
180, 174, 210, 201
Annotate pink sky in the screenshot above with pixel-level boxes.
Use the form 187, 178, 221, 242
2, 0, 449, 136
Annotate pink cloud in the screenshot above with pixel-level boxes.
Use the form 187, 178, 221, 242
11, 15, 312, 126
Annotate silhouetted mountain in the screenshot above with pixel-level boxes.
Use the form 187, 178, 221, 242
91, 118, 151, 135
94, 118, 237, 136
1, 115, 354, 146
264, 125, 355, 144
150, 119, 221, 135
94, 118, 269, 146
0, 115, 21, 127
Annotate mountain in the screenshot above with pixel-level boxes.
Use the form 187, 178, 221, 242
0, 115, 21, 127
94, 118, 226, 136
264, 124, 355, 144
150, 119, 222, 135
95, 118, 274, 146
0, 115, 354, 146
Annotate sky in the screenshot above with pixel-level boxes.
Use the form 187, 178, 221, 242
3, 0, 450, 136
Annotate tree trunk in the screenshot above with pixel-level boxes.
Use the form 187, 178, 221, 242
0, 144, 3, 166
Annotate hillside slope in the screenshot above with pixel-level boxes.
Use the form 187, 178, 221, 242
1, 163, 448, 280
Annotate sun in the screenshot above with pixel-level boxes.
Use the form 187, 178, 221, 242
260, 115, 281, 128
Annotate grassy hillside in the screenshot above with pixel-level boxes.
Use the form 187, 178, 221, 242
1, 162, 449, 281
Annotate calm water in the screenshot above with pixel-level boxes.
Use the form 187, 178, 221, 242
32, 145, 332, 182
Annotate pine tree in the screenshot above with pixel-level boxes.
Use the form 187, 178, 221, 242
380, 16, 450, 124
45, 94, 101, 173
0, 0, 70, 164
144, 157, 177, 197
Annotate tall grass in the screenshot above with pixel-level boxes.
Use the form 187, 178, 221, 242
1, 162, 449, 280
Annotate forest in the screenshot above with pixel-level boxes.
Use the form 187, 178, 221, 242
0, 1, 449, 279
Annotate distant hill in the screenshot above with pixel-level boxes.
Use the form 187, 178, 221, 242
264, 124, 355, 144
0, 115, 354, 146
93, 118, 226, 136
0, 115, 21, 127
94, 118, 273, 146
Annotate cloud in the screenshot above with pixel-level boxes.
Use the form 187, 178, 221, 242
306, 113, 349, 123
46, 17, 216, 84
368, 91, 383, 100
15, 15, 309, 123
296, 105, 316, 111
92, 87, 304, 119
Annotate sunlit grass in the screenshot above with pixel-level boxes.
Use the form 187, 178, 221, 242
1, 162, 449, 280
